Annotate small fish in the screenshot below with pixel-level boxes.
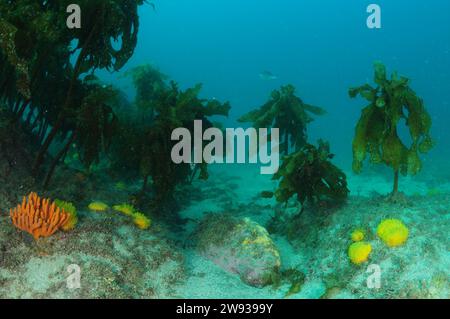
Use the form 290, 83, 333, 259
259, 71, 278, 81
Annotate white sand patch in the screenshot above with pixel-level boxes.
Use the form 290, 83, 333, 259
175, 249, 286, 299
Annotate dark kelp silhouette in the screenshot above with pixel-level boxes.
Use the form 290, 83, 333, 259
124, 64, 169, 117
273, 140, 349, 213
143, 81, 230, 208
238, 84, 326, 155
111, 67, 230, 212
0, 1, 146, 185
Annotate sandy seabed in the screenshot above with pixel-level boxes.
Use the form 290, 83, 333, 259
0, 161, 449, 299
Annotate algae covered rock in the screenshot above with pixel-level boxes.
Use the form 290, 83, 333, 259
194, 214, 281, 287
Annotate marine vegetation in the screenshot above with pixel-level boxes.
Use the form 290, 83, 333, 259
0, 1, 145, 186
272, 140, 349, 212
9, 192, 73, 240
348, 242, 372, 265
349, 62, 434, 195
238, 84, 326, 155
111, 69, 231, 212
124, 64, 168, 119
376, 218, 409, 247
43, 79, 121, 187
1, 1, 229, 217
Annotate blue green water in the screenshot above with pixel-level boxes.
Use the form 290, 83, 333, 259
100, 0, 450, 169
1, 0, 449, 299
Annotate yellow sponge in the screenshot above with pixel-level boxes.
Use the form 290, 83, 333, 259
132, 212, 151, 230
113, 203, 136, 216
351, 228, 365, 242
55, 200, 78, 231
377, 219, 408, 247
348, 242, 372, 265
88, 201, 109, 212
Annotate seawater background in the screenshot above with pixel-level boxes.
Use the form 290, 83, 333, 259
100, 0, 450, 175
2, 1, 449, 299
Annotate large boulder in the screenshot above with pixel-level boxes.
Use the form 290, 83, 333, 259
194, 214, 281, 287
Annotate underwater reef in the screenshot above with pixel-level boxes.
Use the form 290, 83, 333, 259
0, 2, 448, 300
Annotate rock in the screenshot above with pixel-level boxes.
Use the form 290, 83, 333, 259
193, 214, 281, 287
